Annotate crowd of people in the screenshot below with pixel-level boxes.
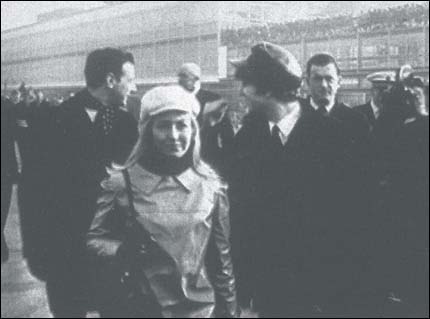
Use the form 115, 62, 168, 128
222, 3, 429, 47
1, 43, 429, 318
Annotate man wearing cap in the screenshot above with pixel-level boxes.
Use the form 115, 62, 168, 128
177, 62, 223, 125
355, 71, 396, 131
34, 48, 138, 318
230, 42, 350, 317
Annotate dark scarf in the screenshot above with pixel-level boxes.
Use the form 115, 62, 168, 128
80, 89, 117, 135
139, 142, 194, 176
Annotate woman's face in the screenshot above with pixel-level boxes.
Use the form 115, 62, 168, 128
152, 111, 194, 158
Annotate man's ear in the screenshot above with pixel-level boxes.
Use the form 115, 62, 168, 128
106, 73, 116, 89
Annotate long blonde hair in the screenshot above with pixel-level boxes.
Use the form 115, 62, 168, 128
124, 111, 220, 182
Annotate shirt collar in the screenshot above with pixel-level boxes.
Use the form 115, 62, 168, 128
370, 99, 381, 119
268, 101, 301, 145
310, 97, 335, 114
130, 165, 200, 194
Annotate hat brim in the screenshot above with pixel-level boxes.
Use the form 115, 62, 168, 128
149, 106, 194, 117
229, 58, 247, 68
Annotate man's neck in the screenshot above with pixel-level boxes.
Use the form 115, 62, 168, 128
87, 87, 109, 107
310, 97, 335, 113
268, 99, 301, 123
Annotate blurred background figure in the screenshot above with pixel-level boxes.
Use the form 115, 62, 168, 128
177, 62, 221, 125
13, 86, 57, 283
200, 98, 248, 179
9, 89, 22, 105
389, 74, 429, 317
34, 89, 50, 108
1, 96, 18, 264
355, 71, 396, 131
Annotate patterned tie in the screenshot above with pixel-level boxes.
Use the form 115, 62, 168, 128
84, 90, 117, 135
99, 106, 116, 135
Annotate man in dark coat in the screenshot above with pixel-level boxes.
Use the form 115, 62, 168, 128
229, 42, 351, 317
384, 76, 429, 317
39, 48, 138, 318
304, 54, 371, 172
13, 88, 57, 275
304, 54, 379, 315
1, 97, 18, 264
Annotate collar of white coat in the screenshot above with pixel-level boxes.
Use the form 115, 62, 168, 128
130, 164, 201, 194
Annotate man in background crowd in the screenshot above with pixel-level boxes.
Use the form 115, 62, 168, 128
177, 62, 221, 125
355, 71, 396, 131
1, 96, 18, 264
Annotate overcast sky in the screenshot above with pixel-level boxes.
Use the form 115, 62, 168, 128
1, 1, 428, 32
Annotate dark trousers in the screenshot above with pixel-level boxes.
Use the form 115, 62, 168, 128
45, 257, 92, 318
46, 277, 88, 318
1, 178, 13, 263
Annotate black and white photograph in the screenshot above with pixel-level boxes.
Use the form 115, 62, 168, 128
1, 1, 429, 317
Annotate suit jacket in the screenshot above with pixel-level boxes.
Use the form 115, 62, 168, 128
229, 102, 352, 312
305, 98, 373, 193
329, 100, 371, 140
319, 100, 376, 276
355, 101, 376, 129
394, 116, 429, 251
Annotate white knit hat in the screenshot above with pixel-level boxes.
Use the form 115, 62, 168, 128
140, 85, 201, 120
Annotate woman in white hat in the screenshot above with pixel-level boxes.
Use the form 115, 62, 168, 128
87, 85, 238, 318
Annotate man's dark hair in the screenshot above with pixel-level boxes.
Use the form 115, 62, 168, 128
84, 47, 134, 89
306, 53, 340, 78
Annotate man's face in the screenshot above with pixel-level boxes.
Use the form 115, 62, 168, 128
152, 111, 194, 158
10, 92, 21, 104
178, 73, 199, 92
371, 83, 391, 107
239, 82, 270, 116
110, 62, 136, 106
307, 63, 340, 107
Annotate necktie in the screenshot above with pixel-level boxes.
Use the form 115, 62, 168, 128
271, 125, 283, 151
317, 105, 328, 116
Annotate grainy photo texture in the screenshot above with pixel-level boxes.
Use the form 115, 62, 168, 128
1, 1, 429, 318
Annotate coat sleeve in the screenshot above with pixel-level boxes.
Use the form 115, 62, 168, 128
206, 185, 239, 318
86, 168, 128, 260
